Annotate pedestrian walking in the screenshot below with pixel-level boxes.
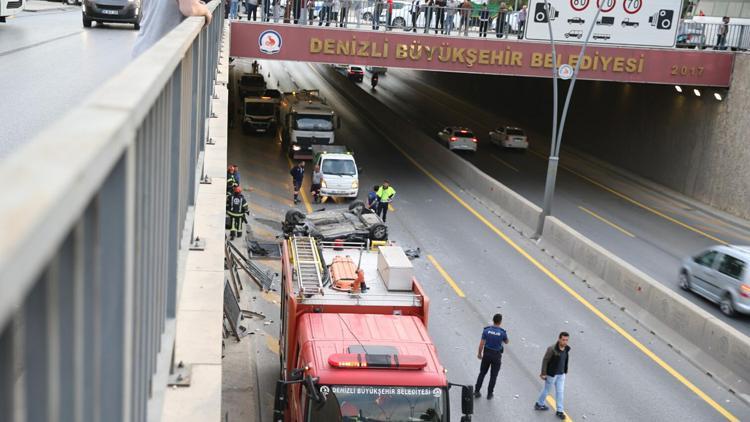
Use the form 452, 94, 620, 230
339, 0, 351, 27
375, 180, 395, 222
422, 0, 434, 33
478, 3, 489, 37
366, 185, 380, 210
458, 0, 471, 36
434, 0, 446, 33
409, 0, 420, 32
445, 0, 457, 35
311, 165, 323, 203
517, 4, 526, 38
715, 16, 729, 50
534, 332, 571, 420
495, 2, 507, 38
473, 313, 509, 400
226, 185, 250, 240
290, 161, 305, 204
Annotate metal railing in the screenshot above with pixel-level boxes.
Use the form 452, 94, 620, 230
677, 21, 750, 50
233, 1, 527, 38
0, 1, 223, 421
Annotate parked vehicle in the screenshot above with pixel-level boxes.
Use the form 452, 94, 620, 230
437, 127, 478, 152
279, 90, 341, 159
312, 145, 360, 199
243, 94, 277, 134
489, 126, 528, 149
282, 202, 387, 242
1, 0, 26, 22
273, 237, 475, 422
360, 0, 409, 28
81, 0, 141, 29
680, 245, 750, 316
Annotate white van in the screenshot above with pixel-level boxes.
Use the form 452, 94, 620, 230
313, 147, 359, 199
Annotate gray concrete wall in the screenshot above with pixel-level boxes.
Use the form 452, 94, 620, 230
420, 53, 750, 220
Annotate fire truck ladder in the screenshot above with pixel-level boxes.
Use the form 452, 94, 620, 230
291, 237, 324, 297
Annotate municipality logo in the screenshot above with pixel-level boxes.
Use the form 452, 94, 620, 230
258, 30, 282, 55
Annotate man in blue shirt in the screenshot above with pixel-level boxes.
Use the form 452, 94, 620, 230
474, 313, 509, 399
290, 161, 305, 204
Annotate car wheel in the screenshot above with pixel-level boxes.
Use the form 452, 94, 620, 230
284, 209, 305, 226
720, 295, 736, 317
83, 15, 92, 27
362, 12, 372, 22
369, 223, 387, 241
678, 272, 691, 291
348, 200, 366, 214
392, 17, 405, 28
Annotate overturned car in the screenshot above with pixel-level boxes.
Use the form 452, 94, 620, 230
282, 201, 388, 242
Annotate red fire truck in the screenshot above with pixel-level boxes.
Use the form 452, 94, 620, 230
273, 237, 474, 422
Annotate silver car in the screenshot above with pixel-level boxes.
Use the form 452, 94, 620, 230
437, 127, 478, 152
680, 245, 750, 316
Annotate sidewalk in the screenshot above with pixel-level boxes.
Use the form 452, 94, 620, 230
24, 0, 78, 12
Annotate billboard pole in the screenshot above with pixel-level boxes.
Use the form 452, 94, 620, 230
533, 0, 605, 239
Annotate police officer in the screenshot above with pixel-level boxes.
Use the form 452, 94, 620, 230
474, 313, 509, 399
226, 185, 249, 240
290, 161, 305, 204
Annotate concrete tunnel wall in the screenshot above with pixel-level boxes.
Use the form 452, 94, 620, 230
419, 53, 750, 220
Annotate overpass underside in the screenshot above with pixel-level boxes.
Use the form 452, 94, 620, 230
230, 22, 735, 87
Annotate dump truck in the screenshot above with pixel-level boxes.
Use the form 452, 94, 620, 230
273, 237, 475, 422
242, 89, 281, 133
279, 90, 341, 159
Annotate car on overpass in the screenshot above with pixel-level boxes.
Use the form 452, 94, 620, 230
680, 245, 750, 316
489, 126, 528, 150
437, 127, 478, 153
360, 0, 409, 29
282, 202, 388, 242
81, 0, 141, 29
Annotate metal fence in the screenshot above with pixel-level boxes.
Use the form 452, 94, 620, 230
677, 21, 750, 50
234, 1, 527, 38
0, 1, 223, 421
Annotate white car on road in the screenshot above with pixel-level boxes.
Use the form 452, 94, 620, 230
437, 127, 478, 152
489, 126, 528, 150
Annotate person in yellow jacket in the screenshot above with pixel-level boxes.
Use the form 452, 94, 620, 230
375, 180, 396, 222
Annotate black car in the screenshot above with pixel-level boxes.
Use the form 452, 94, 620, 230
567, 17, 585, 24
82, 0, 141, 29
282, 202, 388, 242
346, 66, 365, 83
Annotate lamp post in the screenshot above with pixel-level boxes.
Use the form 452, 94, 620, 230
533, 0, 605, 239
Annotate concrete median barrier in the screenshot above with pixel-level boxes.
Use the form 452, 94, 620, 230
322, 68, 541, 235
540, 216, 750, 400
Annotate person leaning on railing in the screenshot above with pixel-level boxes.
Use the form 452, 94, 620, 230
132, 0, 213, 58
458, 0, 471, 36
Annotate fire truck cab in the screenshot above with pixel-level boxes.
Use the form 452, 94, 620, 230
274, 237, 474, 422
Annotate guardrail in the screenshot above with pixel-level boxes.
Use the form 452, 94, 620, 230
0, 1, 223, 421
677, 21, 750, 51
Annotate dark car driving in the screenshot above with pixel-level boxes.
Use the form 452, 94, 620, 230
82, 0, 141, 29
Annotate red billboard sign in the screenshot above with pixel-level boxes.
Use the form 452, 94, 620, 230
230, 23, 734, 87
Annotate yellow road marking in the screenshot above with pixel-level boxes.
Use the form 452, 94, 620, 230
285, 156, 313, 213
266, 334, 280, 355
527, 149, 727, 245
426, 255, 465, 298
491, 154, 520, 172
389, 204, 395, 212
388, 140, 738, 421
252, 187, 294, 206
545, 396, 572, 421
578, 206, 635, 238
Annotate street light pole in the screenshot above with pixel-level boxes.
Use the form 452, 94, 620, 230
533, 0, 604, 239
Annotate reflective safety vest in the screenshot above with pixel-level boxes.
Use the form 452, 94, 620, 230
226, 194, 249, 217
376, 186, 396, 203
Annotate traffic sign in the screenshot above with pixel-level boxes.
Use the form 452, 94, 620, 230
525, 0, 683, 47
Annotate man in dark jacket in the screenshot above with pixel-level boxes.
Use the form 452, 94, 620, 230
226, 185, 250, 240
290, 161, 305, 204
473, 313, 509, 399
534, 332, 570, 419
